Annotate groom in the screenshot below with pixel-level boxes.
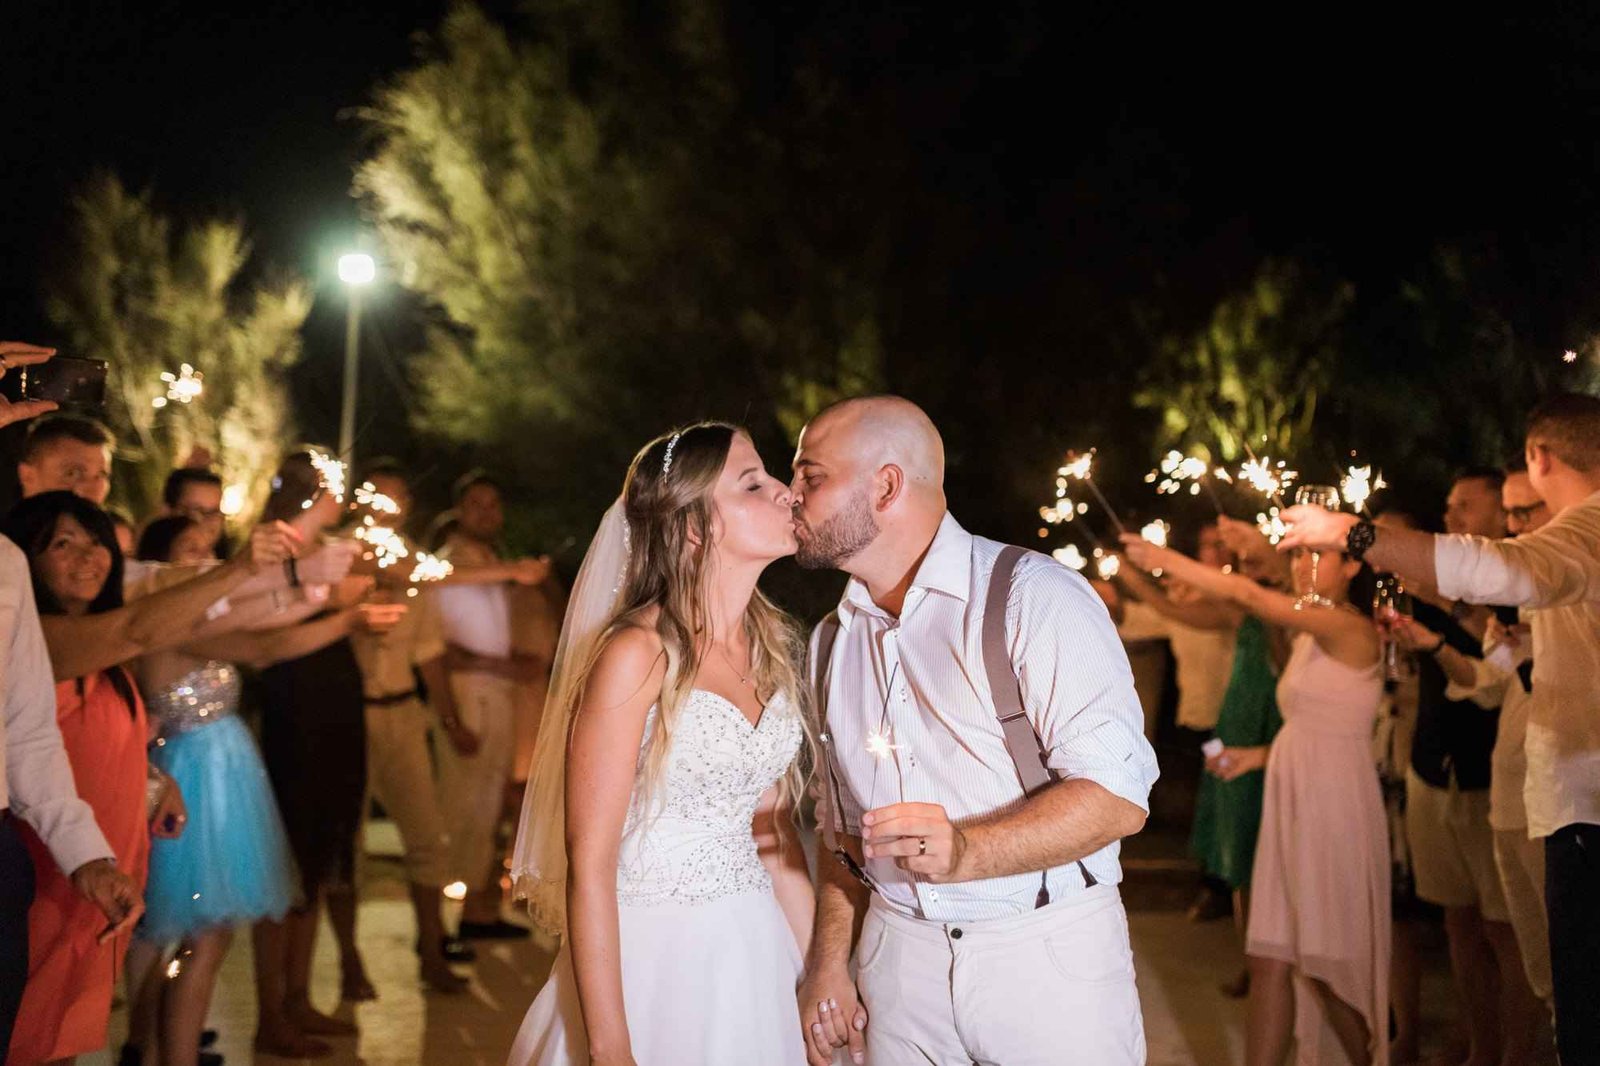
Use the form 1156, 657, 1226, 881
791, 396, 1159, 1066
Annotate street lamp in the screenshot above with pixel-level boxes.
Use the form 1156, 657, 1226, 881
337, 252, 376, 464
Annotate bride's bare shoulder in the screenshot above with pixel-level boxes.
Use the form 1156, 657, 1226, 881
588, 617, 666, 705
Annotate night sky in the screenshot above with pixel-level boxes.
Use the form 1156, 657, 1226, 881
7, 4, 1600, 451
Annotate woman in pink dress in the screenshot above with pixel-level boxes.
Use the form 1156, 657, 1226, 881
1125, 533, 1387, 1066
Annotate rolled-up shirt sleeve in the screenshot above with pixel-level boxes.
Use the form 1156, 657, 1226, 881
1435, 504, 1600, 609
1010, 558, 1160, 813
2, 543, 112, 875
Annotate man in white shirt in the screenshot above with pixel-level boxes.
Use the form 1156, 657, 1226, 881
791, 396, 1158, 1066
1282, 393, 1600, 1062
0, 342, 141, 1051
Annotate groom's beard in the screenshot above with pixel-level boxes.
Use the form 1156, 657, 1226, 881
794, 493, 880, 570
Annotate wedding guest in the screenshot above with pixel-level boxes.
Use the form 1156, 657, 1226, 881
0, 340, 137, 1056
1123, 532, 1387, 1066
1111, 519, 1239, 924
1127, 516, 1288, 999
435, 472, 531, 938
16, 414, 113, 504
3, 492, 291, 1064
251, 450, 388, 1052
1281, 393, 1600, 1061
159, 467, 229, 559
347, 463, 474, 991
125, 514, 367, 1066
1386, 462, 1553, 1054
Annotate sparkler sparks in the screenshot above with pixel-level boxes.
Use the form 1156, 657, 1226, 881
1052, 544, 1088, 571
1139, 519, 1170, 548
409, 551, 455, 583
307, 450, 347, 504
354, 482, 401, 515
1095, 553, 1122, 580
865, 729, 897, 760
151, 364, 203, 409
1339, 464, 1387, 514
1237, 456, 1298, 508
1564, 349, 1579, 364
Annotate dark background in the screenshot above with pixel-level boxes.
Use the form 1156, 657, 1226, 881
6, 3, 1600, 555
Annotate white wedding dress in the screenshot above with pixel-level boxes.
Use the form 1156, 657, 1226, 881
508, 689, 807, 1066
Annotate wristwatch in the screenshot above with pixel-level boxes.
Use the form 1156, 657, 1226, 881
1345, 518, 1377, 562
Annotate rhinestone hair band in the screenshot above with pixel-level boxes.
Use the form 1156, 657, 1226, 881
661, 432, 682, 475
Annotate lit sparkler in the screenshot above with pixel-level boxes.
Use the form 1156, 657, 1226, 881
152, 364, 203, 409
865, 729, 897, 760
1256, 508, 1289, 545
1058, 449, 1128, 535
1237, 455, 1298, 510
307, 449, 347, 504
1095, 553, 1122, 580
1139, 519, 1170, 548
1052, 544, 1088, 571
1339, 464, 1386, 515
1564, 349, 1579, 364
354, 482, 401, 515
409, 551, 455, 583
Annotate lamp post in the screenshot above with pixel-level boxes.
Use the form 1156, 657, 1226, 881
336, 252, 376, 464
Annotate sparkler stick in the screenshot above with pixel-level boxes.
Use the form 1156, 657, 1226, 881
1060, 450, 1128, 536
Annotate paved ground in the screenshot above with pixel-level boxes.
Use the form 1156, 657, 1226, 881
85, 821, 1552, 1066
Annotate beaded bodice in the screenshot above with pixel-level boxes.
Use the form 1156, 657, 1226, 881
616, 689, 802, 906
147, 661, 242, 736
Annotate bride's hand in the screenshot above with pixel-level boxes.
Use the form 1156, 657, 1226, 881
799, 966, 867, 1065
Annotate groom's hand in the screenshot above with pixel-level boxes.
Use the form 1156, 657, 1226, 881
861, 802, 969, 882
798, 964, 867, 1065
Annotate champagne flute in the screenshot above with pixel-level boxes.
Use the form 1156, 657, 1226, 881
1293, 483, 1341, 609
1372, 575, 1413, 681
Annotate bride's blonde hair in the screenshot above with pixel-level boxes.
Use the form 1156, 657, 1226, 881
579, 422, 811, 822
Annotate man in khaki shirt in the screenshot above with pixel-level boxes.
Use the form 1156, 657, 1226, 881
349, 465, 479, 992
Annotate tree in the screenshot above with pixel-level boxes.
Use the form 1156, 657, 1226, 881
1134, 259, 1354, 466
354, 1, 886, 559
45, 174, 310, 520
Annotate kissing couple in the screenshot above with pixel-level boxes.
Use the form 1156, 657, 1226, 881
505, 396, 1159, 1066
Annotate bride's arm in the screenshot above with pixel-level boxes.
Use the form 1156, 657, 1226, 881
753, 785, 814, 952
564, 627, 664, 1066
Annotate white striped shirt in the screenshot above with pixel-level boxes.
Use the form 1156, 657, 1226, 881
810, 512, 1159, 922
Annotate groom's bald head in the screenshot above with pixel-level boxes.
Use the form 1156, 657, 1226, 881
802, 396, 945, 493
790, 395, 947, 572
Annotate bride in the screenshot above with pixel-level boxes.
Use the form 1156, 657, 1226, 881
507, 423, 815, 1066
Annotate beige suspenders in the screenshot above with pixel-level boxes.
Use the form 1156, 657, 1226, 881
813, 543, 1095, 907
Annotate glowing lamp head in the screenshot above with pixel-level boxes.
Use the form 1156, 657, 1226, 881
338, 252, 376, 286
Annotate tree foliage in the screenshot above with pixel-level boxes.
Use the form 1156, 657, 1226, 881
45, 174, 309, 519
354, 1, 887, 552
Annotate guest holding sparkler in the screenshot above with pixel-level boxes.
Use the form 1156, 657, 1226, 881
250, 449, 405, 1052
2, 492, 296, 1065
1123, 527, 1387, 1066
124, 514, 378, 1066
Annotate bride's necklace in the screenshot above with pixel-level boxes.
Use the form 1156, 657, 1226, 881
715, 641, 755, 689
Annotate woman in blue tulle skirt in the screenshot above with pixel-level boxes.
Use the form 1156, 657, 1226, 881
124, 516, 371, 1063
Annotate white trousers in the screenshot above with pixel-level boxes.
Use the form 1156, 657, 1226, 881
437, 672, 519, 886
857, 885, 1146, 1065
1493, 828, 1552, 1003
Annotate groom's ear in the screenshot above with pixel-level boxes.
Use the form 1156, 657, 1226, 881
875, 464, 906, 511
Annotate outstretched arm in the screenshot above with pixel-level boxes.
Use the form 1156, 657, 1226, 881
1116, 564, 1243, 631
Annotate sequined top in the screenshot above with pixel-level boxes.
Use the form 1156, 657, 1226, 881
616, 689, 801, 907
146, 661, 242, 737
